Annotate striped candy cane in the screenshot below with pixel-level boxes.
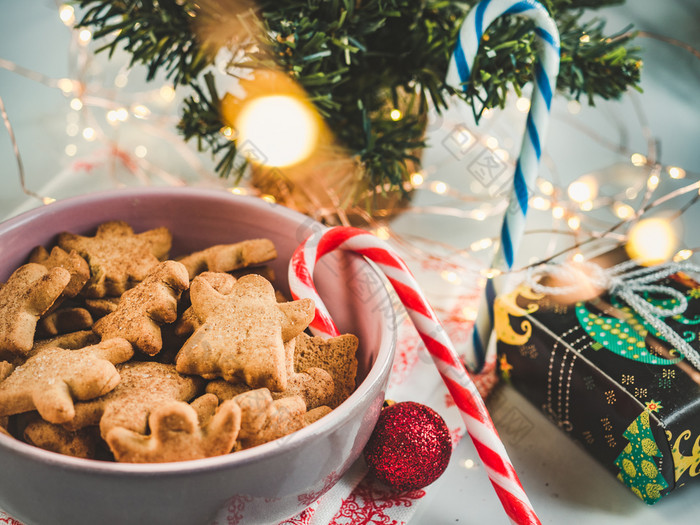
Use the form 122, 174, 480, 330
446, 0, 561, 372
289, 226, 540, 525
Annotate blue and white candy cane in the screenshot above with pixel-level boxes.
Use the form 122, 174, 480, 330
446, 0, 561, 372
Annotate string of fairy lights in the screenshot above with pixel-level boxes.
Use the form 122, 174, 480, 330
1, 3, 699, 287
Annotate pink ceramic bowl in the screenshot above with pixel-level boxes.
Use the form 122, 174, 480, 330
0, 187, 396, 525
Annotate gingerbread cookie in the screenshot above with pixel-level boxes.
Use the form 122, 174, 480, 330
174, 272, 238, 337
0, 263, 71, 358
32, 330, 100, 353
23, 415, 99, 459
93, 261, 189, 356
58, 221, 172, 298
175, 274, 314, 390
105, 398, 241, 463
0, 337, 133, 424
233, 389, 306, 449
178, 239, 276, 279
28, 246, 90, 298
66, 361, 203, 440
293, 332, 358, 408
36, 306, 93, 338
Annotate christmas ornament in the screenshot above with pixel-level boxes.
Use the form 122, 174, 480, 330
289, 225, 541, 524
363, 401, 452, 491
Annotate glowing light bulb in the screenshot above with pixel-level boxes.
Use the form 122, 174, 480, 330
673, 249, 693, 262
64, 144, 77, 157
470, 238, 493, 252
531, 196, 551, 210
235, 95, 319, 168
567, 216, 581, 230
667, 166, 686, 179
626, 217, 677, 265
159, 85, 176, 103
78, 29, 92, 45
647, 173, 660, 191
228, 187, 247, 195
567, 100, 581, 115
410, 172, 424, 187
261, 194, 276, 204
132, 104, 151, 119
485, 136, 499, 149
567, 175, 598, 203
579, 34, 591, 43
580, 200, 593, 211
572, 252, 584, 263
57, 78, 75, 94
59, 5, 75, 26
430, 181, 447, 195
134, 145, 147, 158
537, 178, 554, 196
494, 148, 509, 161
516, 97, 531, 112
374, 226, 391, 241
82, 127, 95, 141
441, 271, 461, 285
552, 206, 565, 220
390, 109, 402, 121
631, 153, 647, 167
614, 202, 635, 220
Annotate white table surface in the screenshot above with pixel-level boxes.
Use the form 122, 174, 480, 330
1, 1, 699, 523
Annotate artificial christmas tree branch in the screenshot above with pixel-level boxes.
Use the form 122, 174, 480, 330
76, 0, 642, 198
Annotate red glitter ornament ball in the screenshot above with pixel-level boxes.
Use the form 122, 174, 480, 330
363, 401, 452, 491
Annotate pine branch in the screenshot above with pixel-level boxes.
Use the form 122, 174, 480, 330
76, 0, 643, 196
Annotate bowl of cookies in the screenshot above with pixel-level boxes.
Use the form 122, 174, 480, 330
0, 186, 396, 525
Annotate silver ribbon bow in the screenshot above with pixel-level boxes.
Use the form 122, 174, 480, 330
527, 259, 700, 371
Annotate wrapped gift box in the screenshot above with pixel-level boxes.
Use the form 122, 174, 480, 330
495, 258, 700, 504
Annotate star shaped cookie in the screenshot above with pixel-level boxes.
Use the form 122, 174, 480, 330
0, 263, 71, 358
58, 221, 172, 298
175, 274, 314, 391
93, 260, 190, 355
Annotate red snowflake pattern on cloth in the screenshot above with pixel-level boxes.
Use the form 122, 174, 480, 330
297, 471, 341, 507
0, 511, 23, 525
329, 475, 426, 525
223, 494, 253, 525
278, 505, 316, 525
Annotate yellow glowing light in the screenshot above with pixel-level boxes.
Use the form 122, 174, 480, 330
410, 172, 424, 187
261, 194, 277, 204
82, 127, 96, 141
463, 459, 475, 469
516, 97, 531, 112
57, 78, 74, 94
228, 187, 247, 195
159, 85, 176, 103
114, 73, 129, 88
470, 238, 493, 252
235, 95, 319, 168
494, 148, 509, 161
531, 196, 551, 210
580, 200, 593, 212
42, 197, 57, 205
64, 144, 77, 157
572, 252, 585, 263
567, 175, 598, 203
115, 107, 128, 121
552, 206, 565, 220
647, 173, 660, 191
631, 153, 647, 167
107, 110, 119, 124
667, 166, 686, 179
134, 145, 147, 158
473, 210, 487, 221
132, 104, 151, 119
627, 218, 678, 265
78, 29, 92, 45
462, 308, 477, 322
614, 202, 635, 220
482, 108, 493, 119
375, 226, 391, 241
625, 187, 638, 200
390, 109, 403, 121
69, 98, 83, 111
674, 249, 693, 262
567, 216, 581, 230
441, 271, 461, 284
59, 5, 75, 26
579, 34, 591, 43
65, 123, 79, 137
567, 100, 581, 115
220, 126, 236, 140
485, 136, 499, 149
431, 181, 448, 195
481, 268, 502, 279
537, 178, 554, 196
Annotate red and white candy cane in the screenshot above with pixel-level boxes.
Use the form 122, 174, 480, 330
289, 226, 540, 525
